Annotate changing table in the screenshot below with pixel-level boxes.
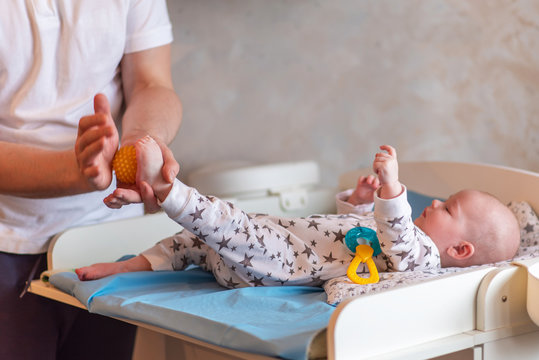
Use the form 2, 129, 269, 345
29, 160, 539, 360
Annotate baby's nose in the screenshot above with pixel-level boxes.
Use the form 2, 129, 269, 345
432, 199, 442, 207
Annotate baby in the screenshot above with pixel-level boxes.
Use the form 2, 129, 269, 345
76, 138, 520, 288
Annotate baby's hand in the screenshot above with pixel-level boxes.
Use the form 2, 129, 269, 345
372, 145, 401, 199
373, 145, 398, 184
347, 175, 380, 205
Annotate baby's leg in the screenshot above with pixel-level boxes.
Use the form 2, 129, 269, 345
165, 187, 354, 286
144, 230, 250, 288
75, 254, 152, 281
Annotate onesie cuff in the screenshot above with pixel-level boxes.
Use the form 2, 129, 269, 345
336, 189, 374, 215
140, 243, 174, 271
373, 185, 412, 219
159, 178, 194, 220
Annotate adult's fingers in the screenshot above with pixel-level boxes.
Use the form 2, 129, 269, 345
93, 93, 111, 115
159, 143, 180, 183
140, 181, 161, 213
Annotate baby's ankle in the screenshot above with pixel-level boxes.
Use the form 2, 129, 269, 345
153, 179, 173, 203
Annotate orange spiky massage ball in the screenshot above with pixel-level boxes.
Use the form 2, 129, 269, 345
112, 145, 137, 184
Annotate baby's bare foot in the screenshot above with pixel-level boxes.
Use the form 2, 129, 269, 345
75, 262, 125, 281
135, 135, 165, 188
135, 135, 173, 202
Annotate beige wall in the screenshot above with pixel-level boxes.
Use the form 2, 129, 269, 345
167, 0, 539, 187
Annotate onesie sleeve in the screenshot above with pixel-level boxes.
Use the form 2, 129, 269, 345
374, 185, 441, 271
125, 0, 173, 53
336, 189, 374, 215
140, 179, 194, 271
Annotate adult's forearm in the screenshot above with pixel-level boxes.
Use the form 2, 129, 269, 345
0, 141, 91, 197
120, 86, 182, 146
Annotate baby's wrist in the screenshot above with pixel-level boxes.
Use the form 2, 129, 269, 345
379, 181, 402, 199
347, 191, 361, 205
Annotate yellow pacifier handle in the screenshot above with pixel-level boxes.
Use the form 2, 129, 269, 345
346, 244, 380, 285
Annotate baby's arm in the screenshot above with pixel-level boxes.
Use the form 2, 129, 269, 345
374, 192, 441, 271
75, 254, 152, 281
373, 145, 402, 199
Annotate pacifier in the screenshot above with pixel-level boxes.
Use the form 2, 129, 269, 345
344, 227, 380, 285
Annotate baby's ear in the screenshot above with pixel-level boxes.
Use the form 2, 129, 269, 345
446, 241, 475, 260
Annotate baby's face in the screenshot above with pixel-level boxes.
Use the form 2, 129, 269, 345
414, 190, 484, 250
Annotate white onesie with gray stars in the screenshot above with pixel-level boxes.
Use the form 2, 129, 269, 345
141, 179, 441, 289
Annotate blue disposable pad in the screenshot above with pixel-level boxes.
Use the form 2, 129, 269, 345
51, 268, 332, 360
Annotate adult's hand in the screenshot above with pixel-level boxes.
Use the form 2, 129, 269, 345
75, 94, 119, 191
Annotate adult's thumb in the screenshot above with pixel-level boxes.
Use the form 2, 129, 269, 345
94, 93, 111, 115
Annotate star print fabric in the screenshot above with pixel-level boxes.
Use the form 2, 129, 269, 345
141, 180, 441, 289
373, 188, 441, 272
508, 201, 539, 256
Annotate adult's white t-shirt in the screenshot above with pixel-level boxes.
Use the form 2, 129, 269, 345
0, 0, 174, 254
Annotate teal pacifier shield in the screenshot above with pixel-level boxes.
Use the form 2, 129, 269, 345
344, 227, 381, 256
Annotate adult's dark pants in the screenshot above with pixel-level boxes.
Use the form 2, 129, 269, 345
0, 251, 136, 360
